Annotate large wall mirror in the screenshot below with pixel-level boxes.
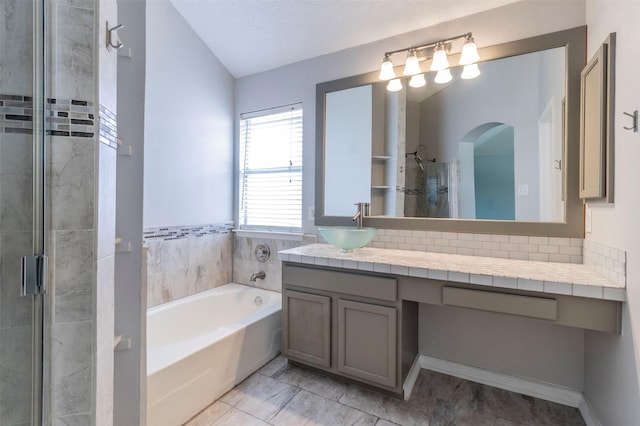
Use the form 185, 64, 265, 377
315, 26, 586, 237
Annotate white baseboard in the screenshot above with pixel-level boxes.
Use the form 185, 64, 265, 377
402, 355, 422, 401
419, 355, 583, 408
579, 397, 603, 426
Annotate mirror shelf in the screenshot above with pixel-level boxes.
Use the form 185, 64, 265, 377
316, 26, 586, 237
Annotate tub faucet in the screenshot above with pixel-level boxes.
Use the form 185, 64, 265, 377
352, 202, 370, 228
250, 271, 266, 282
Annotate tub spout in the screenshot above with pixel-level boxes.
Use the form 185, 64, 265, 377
250, 271, 266, 282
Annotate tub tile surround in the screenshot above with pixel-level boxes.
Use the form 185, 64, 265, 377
143, 224, 234, 307
279, 243, 625, 301
188, 355, 585, 425
233, 233, 317, 292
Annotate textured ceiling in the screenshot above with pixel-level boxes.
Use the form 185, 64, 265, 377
169, 0, 521, 78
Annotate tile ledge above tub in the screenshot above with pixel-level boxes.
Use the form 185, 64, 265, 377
278, 244, 626, 302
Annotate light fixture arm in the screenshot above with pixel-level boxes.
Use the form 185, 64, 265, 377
382, 32, 473, 59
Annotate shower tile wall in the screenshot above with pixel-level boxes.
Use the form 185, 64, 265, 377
0, 1, 36, 425
143, 224, 234, 307
1, 0, 118, 424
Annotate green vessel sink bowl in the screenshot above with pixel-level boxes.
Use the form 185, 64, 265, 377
318, 226, 378, 252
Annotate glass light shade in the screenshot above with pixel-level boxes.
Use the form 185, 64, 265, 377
459, 37, 480, 65
434, 69, 452, 84
403, 51, 422, 76
409, 74, 426, 88
387, 78, 403, 92
379, 58, 395, 80
461, 63, 480, 79
430, 45, 450, 71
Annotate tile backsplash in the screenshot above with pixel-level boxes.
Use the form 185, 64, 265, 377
583, 239, 627, 287
366, 229, 584, 264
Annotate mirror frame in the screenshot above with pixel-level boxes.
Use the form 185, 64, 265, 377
315, 26, 586, 237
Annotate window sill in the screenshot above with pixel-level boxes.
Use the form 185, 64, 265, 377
233, 229, 306, 241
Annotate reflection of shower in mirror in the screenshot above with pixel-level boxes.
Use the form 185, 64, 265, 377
401, 156, 460, 219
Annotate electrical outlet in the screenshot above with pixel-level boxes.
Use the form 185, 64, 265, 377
517, 184, 529, 196
585, 207, 592, 233
308, 206, 315, 220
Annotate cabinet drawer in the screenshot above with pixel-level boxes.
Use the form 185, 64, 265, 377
442, 287, 558, 320
283, 264, 396, 302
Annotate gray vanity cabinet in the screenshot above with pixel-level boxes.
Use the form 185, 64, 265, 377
282, 263, 416, 396
283, 290, 331, 368
337, 299, 397, 387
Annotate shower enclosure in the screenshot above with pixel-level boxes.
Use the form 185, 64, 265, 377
1, 0, 49, 424
403, 153, 460, 218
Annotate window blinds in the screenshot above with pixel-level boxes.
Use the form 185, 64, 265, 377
239, 104, 303, 231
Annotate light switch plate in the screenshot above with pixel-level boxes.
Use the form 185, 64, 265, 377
518, 184, 529, 196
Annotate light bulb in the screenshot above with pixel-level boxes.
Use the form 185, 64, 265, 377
403, 50, 421, 76
461, 63, 480, 79
379, 56, 395, 80
434, 69, 452, 84
409, 74, 426, 88
387, 78, 403, 92
430, 43, 450, 71
459, 35, 480, 65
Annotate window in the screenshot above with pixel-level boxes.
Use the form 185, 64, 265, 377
238, 103, 303, 231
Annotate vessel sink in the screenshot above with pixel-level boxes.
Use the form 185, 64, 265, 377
318, 226, 378, 252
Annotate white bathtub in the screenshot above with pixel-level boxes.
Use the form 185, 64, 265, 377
146, 283, 282, 426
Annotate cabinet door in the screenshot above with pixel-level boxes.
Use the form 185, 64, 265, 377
283, 290, 331, 368
337, 299, 397, 388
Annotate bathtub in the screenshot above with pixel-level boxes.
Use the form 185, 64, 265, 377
146, 283, 282, 426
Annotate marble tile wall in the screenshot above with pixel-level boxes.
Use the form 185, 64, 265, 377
233, 234, 317, 292
2, 0, 117, 424
366, 229, 584, 264
144, 225, 234, 307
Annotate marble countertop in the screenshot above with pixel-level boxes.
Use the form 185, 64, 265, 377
278, 244, 625, 302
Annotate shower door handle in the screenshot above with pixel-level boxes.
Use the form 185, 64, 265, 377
21, 255, 48, 296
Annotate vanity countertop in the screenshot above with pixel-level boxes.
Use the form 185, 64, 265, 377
278, 244, 625, 302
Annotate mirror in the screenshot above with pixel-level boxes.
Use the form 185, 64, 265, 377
316, 27, 586, 237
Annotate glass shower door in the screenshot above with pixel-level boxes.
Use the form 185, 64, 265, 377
1, 0, 48, 425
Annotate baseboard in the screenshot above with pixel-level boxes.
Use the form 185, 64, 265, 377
419, 355, 583, 408
402, 354, 422, 401
579, 397, 603, 426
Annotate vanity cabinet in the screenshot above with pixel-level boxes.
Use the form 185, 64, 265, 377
337, 299, 397, 387
282, 263, 417, 396
283, 290, 331, 368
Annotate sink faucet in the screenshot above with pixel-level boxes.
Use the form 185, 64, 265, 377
250, 271, 266, 282
352, 202, 370, 228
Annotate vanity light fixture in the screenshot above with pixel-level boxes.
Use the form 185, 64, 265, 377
409, 74, 427, 88
378, 32, 480, 90
403, 49, 422, 75
387, 78, 403, 92
434, 69, 453, 84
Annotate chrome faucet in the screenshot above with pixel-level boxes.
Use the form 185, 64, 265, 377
250, 271, 266, 282
352, 202, 370, 228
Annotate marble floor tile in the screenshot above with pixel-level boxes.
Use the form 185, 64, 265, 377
185, 401, 233, 426
271, 390, 377, 426
214, 408, 270, 426
190, 362, 586, 426
220, 372, 299, 422
258, 354, 288, 377
273, 364, 347, 401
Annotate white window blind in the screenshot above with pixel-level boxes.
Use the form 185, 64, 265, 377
239, 103, 303, 231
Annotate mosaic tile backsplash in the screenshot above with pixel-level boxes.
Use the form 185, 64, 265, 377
0, 94, 95, 137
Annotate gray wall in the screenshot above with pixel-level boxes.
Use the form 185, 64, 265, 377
236, 0, 586, 390
144, 0, 234, 229
583, 1, 640, 424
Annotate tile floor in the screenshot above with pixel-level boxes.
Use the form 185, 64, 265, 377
185, 355, 585, 426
